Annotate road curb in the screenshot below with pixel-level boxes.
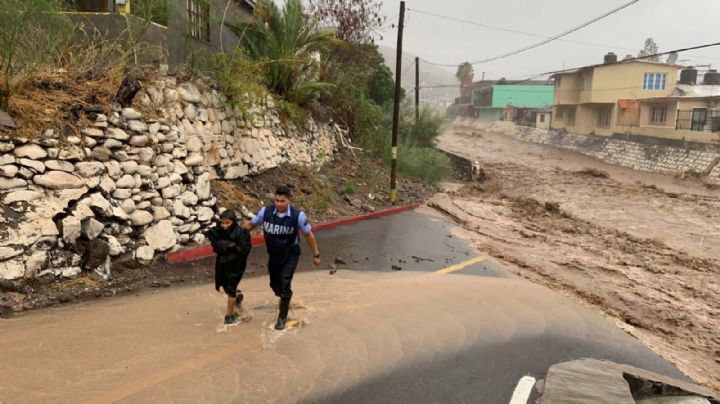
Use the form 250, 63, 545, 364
167, 202, 423, 263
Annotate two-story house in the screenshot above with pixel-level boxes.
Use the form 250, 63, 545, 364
551, 53, 680, 137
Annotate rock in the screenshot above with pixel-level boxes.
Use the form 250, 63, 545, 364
0, 260, 24, 280
90, 146, 112, 161
130, 210, 153, 226
197, 206, 214, 222
82, 128, 104, 138
103, 161, 121, 179
81, 218, 104, 240
186, 135, 202, 153
0, 247, 23, 260
83, 137, 97, 148
58, 146, 85, 161
75, 162, 106, 178
17, 158, 45, 173
161, 184, 181, 199
179, 191, 199, 206
87, 193, 112, 216
113, 151, 130, 162
145, 220, 177, 252
178, 83, 202, 103
66, 135, 82, 145
103, 139, 123, 149
152, 206, 171, 221
17, 167, 34, 179
62, 216, 82, 244
184, 104, 197, 120
61, 267, 81, 279
107, 127, 129, 141
173, 200, 191, 219
224, 164, 248, 179
173, 161, 188, 175
137, 165, 153, 178
120, 161, 139, 175
116, 174, 136, 188
135, 246, 154, 265
130, 135, 149, 146
193, 233, 206, 244
172, 147, 188, 159
34, 171, 84, 190
122, 107, 142, 120
98, 175, 116, 194
14, 144, 47, 159
4, 190, 42, 204
0, 177, 27, 190
361, 204, 376, 213
148, 122, 161, 134
112, 188, 132, 199
0, 142, 14, 153
0, 165, 19, 178
128, 120, 148, 133
196, 172, 211, 200
105, 235, 124, 256
185, 153, 203, 167
45, 160, 74, 172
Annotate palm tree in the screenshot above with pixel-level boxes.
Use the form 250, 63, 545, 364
455, 62, 474, 85
227, 0, 335, 105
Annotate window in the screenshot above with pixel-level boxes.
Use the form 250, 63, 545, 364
597, 108, 611, 128
643, 73, 667, 90
567, 108, 576, 127
71, 0, 112, 11
555, 109, 564, 121
539, 114, 545, 123
650, 104, 668, 125
188, 0, 210, 42
691, 108, 708, 132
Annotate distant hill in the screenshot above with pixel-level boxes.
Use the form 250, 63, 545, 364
378, 45, 459, 110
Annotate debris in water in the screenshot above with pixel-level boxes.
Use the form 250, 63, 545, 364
391, 265, 402, 271
334, 256, 346, 265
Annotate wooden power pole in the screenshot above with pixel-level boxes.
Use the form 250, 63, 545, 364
415, 56, 420, 124
390, 1, 405, 205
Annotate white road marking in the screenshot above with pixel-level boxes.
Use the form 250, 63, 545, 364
509, 376, 536, 404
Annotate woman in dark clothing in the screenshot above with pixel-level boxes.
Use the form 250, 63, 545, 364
208, 209, 252, 325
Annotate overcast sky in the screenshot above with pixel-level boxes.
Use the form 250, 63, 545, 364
374, 0, 720, 79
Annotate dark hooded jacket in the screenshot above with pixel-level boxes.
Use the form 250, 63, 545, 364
207, 219, 251, 290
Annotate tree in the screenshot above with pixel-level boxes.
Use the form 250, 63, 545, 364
455, 62, 474, 85
227, 0, 335, 105
638, 38, 660, 62
307, 0, 385, 44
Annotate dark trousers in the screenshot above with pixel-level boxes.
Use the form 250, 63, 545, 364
268, 248, 300, 300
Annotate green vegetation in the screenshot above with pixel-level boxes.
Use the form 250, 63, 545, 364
344, 180, 356, 195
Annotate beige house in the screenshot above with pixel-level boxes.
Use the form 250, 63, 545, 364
551, 55, 681, 135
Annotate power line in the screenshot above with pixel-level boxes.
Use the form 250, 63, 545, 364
407, 8, 720, 62
409, 0, 641, 67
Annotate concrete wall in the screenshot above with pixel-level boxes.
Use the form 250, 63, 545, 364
554, 74, 580, 105
590, 62, 678, 103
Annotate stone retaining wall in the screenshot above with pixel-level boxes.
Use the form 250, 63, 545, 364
0, 76, 337, 281
452, 119, 720, 183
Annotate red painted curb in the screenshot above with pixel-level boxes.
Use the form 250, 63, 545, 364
167, 202, 423, 263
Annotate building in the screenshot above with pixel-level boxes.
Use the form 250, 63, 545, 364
465, 81, 554, 123
65, 0, 255, 69
551, 54, 681, 136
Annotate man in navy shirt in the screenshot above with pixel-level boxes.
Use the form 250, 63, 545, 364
243, 186, 321, 330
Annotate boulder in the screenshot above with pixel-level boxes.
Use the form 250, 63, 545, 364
185, 153, 203, 167
90, 146, 112, 161
224, 164, 248, 180
145, 220, 177, 252
105, 235, 125, 256
0, 260, 24, 280
4, 190, 42, 204
130, 210, 153, 226
81, 128, 104, 138
161, 184, 181, 199
99, 175, 116, 194
116, 174, 136, 188
179, 191, 199, 206
0, 247, 23, 260
75, 162, 106, 177
58, 146, 85, 161
130, 135, 149, 146
61, 215, 82, 244
25, 251, 48, 277
33, 172, 84, 189
14, 144, 47, 159
0, 177, 27, 190
196, 172, 211, 200
122, 107, 142, 120
186, 136, 202, 152
45, 160, 74, 172
121, 198, 136, 214
81, 218, 105, 240
128, 120, 148, 133
197, 206, 214, 222
17, 158, 46, 173
178, 83, 202, 103
152, 206, 171, 221
134, 246, 154, 265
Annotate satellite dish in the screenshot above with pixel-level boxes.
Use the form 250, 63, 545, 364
666, 52, 678, 65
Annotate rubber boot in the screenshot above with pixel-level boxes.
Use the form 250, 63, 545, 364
274, 298, 290, 330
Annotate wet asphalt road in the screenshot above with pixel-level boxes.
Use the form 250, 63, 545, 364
248, 209, 689, 403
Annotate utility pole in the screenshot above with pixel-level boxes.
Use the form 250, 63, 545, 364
390, 1, 405, 205
415, 56, 420, 124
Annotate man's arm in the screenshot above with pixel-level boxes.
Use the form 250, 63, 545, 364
242, 207, 265, 231
304, 232, 321, 266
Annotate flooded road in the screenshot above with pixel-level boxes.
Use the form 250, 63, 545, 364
0, 210, 689, 403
